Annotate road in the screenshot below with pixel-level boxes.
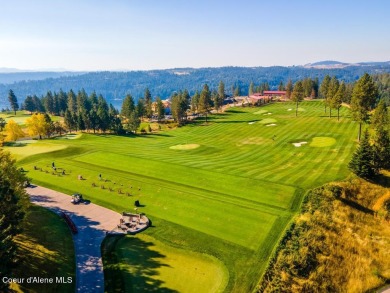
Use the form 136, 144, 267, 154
27, 185, 122, 293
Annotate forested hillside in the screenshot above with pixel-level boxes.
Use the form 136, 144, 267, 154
1, 64, 390, 109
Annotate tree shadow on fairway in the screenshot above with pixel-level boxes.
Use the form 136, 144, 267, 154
103, 236, 179, 293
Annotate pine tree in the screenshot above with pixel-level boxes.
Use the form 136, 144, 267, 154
249, 81, 254, 95
327, 77, 339, 118
372, 99, 390, 170
333, 82, 345, 121
199, 84, 212, 122
144, 88, 153, 119
8, 90, 19, 115
291, 81, 304, 117
278, 80, 285, 91
0, 150, 28, 292
285, 80, 293, 99
320, 75, 331, 113
349, 130, 377, 178
155, 97, 165, 122
351, 73, 378, 141
121, 94, 135, 119
217, 81, 225, 110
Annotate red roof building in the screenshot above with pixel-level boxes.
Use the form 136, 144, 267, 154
263, 91, 286, 96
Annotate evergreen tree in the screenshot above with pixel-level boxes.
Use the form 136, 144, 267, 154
327, 77, 339, 118
144, 88, 153, 119
333, 81, 345, 121
349, 129, 377, 178
249, 81, 254, 95
199, 84, 212, 122
286, 79, 293, 99
97, 95, 109, 132
291, 81, 304, 117
67, 90, 77, 113
57, 89, 68, 114
0, 150, 28, 292
64, 109, 74, 133
23, 96, 35, 113
191, 91, 200, 113
8, 90, 19, 115
372, 99, 390, 170
320, 75, 331, 113
155, 97, 165, 122
32, 95, 44, 112
278, 80, 285, 91
121, 94, 135, 119
234, 84, 241, 97
127, 111, 140, 134
136, 98, 145, 119
351, 73, 378, 141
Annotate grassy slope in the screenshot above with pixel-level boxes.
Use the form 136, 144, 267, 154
259, 178, 390, 292
7, 101, 357, 292
11, 205, 75, 293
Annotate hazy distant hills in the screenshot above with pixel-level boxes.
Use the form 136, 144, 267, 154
303, 60, 390, 69
1, 61, 390, 109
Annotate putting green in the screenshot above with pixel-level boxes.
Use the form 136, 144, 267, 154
113, 234, 228, 293
253, 110, 267, 115
310, 137, 336, 147
259, 118, 277, 124
4, 143, 67, 160
170, 144, 200, 150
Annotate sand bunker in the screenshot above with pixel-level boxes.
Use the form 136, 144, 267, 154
310, 137, 336, 147
287, 108, 292, 111
265, 123, 277, 126
292, 141, 308, 147
263, 112, 272, 115
170, 144, 200, 150
248, 122, 256, 125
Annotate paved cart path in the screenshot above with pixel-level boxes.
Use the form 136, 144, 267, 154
27, 185, 122, 293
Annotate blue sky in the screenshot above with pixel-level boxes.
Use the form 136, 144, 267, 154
0, 0, 389, 71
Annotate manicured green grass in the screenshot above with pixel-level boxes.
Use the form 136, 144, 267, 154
3, 141, 67, 160
7, 101, 357, 292
103, 234, 228, 293
11, 205, 75, 293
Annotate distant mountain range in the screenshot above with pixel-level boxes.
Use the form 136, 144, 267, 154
303, 60, 390, 69
1, 61, 389, 110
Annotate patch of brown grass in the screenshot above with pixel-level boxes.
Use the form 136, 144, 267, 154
259, 178, 390, 293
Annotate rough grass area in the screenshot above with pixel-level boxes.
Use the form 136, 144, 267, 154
102, 234, 228, 293
11, 101, 357, 292
259, 178, 390, 292
11, 205, 75, 293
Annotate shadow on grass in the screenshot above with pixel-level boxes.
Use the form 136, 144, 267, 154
11, 205, 75, 293
372, 173, 390, 188
102, 235, 179, 293
338, 197, 374, 215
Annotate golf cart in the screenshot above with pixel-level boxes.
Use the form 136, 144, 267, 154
71, 193, 84, 204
